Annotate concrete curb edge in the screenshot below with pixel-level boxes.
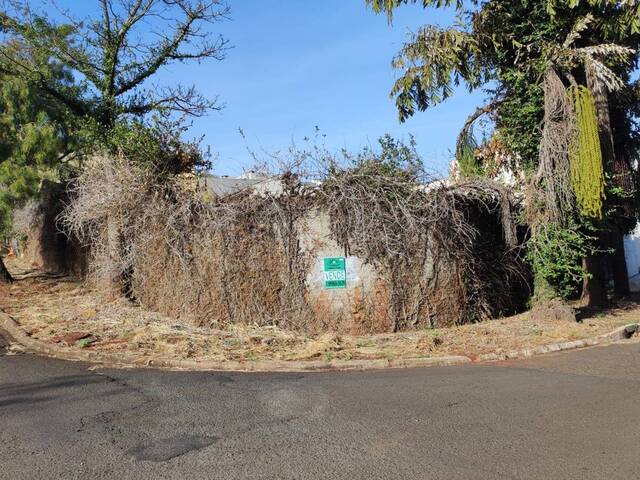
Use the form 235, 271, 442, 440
2, 310, 638, 372
476, 324, 640, 362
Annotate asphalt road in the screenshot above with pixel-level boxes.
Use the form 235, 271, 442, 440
1, 339, 640, 480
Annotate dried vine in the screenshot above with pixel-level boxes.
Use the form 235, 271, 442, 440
531, 68, 577, 225
319, 169, 526, 330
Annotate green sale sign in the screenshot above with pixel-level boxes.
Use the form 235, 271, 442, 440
323, 257, 347, 289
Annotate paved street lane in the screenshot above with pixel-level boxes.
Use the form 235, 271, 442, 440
1, 342, 640, 479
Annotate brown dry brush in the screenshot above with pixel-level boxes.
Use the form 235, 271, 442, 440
320, 172, 528, 330
319, 171, 467, 330
62, 155, 315, 330
528, 68, 577, 227
452, 182, 530, 323
61, 154, 528, 333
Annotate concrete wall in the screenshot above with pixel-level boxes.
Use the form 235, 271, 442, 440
299, 210, 393, 333
15, 182, 88, 276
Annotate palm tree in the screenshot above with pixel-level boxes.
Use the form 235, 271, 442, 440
366, 0, 640, 305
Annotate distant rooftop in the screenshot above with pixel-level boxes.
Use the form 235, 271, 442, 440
201, 174, 284, 197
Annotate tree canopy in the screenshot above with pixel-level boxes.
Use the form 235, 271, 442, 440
0, 0, 229, 127
365, 1, 639, 127
0, 42, 79, 234
0, 0, 229, 281
367, 0, 640, 303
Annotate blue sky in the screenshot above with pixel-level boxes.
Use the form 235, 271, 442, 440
51, 1, 487, 176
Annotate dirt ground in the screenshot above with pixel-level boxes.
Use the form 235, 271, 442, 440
1, 257, 638, 364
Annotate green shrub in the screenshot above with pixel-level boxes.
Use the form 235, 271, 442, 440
527, 222, 592, 300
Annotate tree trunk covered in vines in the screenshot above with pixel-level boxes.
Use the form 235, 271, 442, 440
580, 66, 618, 306
609, 103, 634, 297
0, 256, 13, 283
587, 67, 615, 174
533, 269, 558, 303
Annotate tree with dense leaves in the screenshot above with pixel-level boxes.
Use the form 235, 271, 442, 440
0, 1, 228, 283
367, 0, 640, 306
0, 42, 79, 282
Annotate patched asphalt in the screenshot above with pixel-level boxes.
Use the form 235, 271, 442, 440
1, 343, 640, 479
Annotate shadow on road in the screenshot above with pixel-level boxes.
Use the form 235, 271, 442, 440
0, 374, 104, 410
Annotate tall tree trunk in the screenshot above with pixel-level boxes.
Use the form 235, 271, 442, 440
610, 226, 630, 296
609, 102, 635, 297
581, 255, 607, 307
587, 66, 615, 173
580, 64, 619, 306
0, 256, 13, 283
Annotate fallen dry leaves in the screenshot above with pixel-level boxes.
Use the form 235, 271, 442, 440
1, 258, 637, 364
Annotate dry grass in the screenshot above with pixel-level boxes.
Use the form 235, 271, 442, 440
1, 257, 636, 364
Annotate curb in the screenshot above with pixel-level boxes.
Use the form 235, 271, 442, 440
476, 324, 640, 363
0, 311, 470, 372
2, 311, 638, 373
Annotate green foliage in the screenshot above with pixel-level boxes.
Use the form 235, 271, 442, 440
568, 86, 605, 219
0, 0, 226, 235
368, 0, 640, 168
545, 0, 640, 33
0, 1, 229, 127
0, 63, 77, 235
390, 26, 483, 121
366, 0, 463, 18
494, 69, 546, 171
527, 221, 593, 299
455, 129, 482, 178
339, 134, 424, 181
86, 116, 211, 175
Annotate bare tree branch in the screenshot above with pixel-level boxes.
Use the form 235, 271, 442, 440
113, 1, 229, 96
455, 101, 501, 159
0, 0, 230, 125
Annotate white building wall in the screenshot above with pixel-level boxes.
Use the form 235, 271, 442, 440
624, 223, 640, 292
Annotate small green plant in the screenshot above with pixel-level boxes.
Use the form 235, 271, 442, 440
77, 338, 94, 348
527, 221, 593, 300
323, 351, 334, 362
341, 134, 424, 182
456, 128, 484, 178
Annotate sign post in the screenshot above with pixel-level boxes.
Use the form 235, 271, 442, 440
323, 257, 347, 289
